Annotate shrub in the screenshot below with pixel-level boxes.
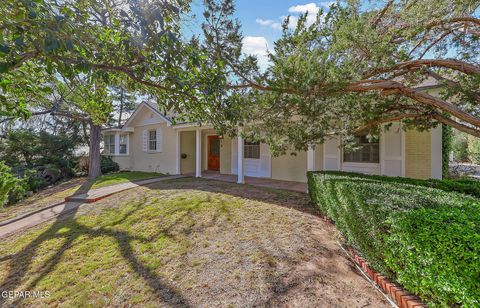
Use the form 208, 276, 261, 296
101, 156, 120, 174
467, 135, 480, 164
452, 130, 468, 162
307, 171, 480, 307
0, 162, 25, 207
23, 168, 47, 192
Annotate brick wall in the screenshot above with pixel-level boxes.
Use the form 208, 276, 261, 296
405, 130, 431, 179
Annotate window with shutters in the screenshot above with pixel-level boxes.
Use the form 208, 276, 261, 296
343, 135, 379, 163
104, 135, 115, 154
148, 130, 157, 151
244, 141, 260, 159
119, 134, 128, 154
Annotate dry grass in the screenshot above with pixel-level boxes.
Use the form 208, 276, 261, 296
0, 172, 163, 223
0, 178, 86, 223
0, 178, 389, 307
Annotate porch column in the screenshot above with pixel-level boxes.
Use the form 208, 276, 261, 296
307, 144, 316, 171
175, 130, 181, 175
195, 129, 202, 177
237, 127, 244, 184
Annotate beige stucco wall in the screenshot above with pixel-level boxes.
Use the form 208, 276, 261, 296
111, 155, 131, 171
180, 131, 196, 174
405, 129, 431, 179
314, 144, 323, 171
271, 150, 308, 182
129, 122, 178, 174
220, 136, 232, 174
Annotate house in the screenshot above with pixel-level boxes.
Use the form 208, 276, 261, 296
102, 99, 443, 183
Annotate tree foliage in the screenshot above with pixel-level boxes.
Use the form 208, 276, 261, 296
202, 0, 480, 154
2, 0, 480, 159
0, 0, 225, 177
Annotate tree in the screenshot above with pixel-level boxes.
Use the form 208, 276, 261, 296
201, 0, 480, 154
1, 0, 222, 177
110, 84, 138, 127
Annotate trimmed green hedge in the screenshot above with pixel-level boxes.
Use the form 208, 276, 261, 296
307, 171, 480, 307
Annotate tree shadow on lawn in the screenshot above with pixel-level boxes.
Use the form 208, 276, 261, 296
157, 177, 320, 216
145, 178, 368, 306
0, 177, 367, 307
0, 179, 192, 307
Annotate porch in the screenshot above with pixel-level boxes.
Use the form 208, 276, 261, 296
175, 126, 315, 187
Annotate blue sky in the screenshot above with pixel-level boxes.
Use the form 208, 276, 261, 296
185, 1, 336, 67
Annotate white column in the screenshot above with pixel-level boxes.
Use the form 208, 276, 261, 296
307, 144, 316, 171
114, 133, 120, 155
237, 128, 244, 184
176, 130, 181, 175
195, 129, 202, 177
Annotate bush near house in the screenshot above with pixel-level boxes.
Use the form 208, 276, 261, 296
307, 171, 480, 307
100, 156, 120, 174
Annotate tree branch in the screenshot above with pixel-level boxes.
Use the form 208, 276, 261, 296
345, 79, 480, 128
363, 59, 480, 79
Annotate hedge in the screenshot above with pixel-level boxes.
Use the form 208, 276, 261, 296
307, 171, 480, 307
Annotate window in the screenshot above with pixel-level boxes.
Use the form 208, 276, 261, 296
119, 134, 128, 154
104, 135, 115, 154
343, 135, 379, 163
244, 141, 260, 159
148, 130, 157, 151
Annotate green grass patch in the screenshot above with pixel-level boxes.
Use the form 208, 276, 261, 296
307, 171, 480, 307
90, 171, 164, 189
0, 187, 240, 306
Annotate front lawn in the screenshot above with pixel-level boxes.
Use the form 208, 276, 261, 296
0, 178, 388, 307
89, 171, 164, 189
0, 172, 163, 223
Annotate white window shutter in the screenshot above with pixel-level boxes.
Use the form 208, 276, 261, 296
142, 129, 147, 152
156, 128, 163, 152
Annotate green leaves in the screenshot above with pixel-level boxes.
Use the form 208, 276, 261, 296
0, 63, 8, 73
308, 171, 480, 307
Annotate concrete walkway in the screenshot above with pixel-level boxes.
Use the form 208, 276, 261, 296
66, 175, 185, 203
0, 175, 185, 238
0, 201, 84, 238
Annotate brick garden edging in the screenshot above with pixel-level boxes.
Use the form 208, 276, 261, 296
315, 212, 426, 308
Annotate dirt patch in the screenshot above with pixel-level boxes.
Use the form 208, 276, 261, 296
0, 178, 390, 307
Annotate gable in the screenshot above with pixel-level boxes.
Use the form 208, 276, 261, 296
123, 103, 171, 128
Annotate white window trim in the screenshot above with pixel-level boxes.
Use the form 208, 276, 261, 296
148, 129, 157, 152
104, 132, 129, 156
342, 136, 380, 164
104, 134, 116, 155
244, 141, 260, 160
118, 133, 129, 155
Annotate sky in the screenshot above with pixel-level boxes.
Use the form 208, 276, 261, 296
184, 1, 337, 68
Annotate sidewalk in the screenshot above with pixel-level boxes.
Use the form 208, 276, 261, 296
65, 175, 185, 203
0, 175, 185, 238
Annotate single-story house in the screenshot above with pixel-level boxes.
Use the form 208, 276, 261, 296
102, 99, 443, 183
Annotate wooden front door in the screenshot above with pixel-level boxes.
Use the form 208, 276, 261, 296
208, 136, 221, 171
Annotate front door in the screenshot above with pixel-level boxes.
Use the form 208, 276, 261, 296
208, 135, 220, 171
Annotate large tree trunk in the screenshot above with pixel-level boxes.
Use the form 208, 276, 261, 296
88, 122, 102, 178
118, 85, 124, 127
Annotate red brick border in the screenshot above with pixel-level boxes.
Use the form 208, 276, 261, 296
315, 212, 426, 308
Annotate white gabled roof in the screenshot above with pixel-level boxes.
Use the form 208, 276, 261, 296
123, 101, 173, 128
